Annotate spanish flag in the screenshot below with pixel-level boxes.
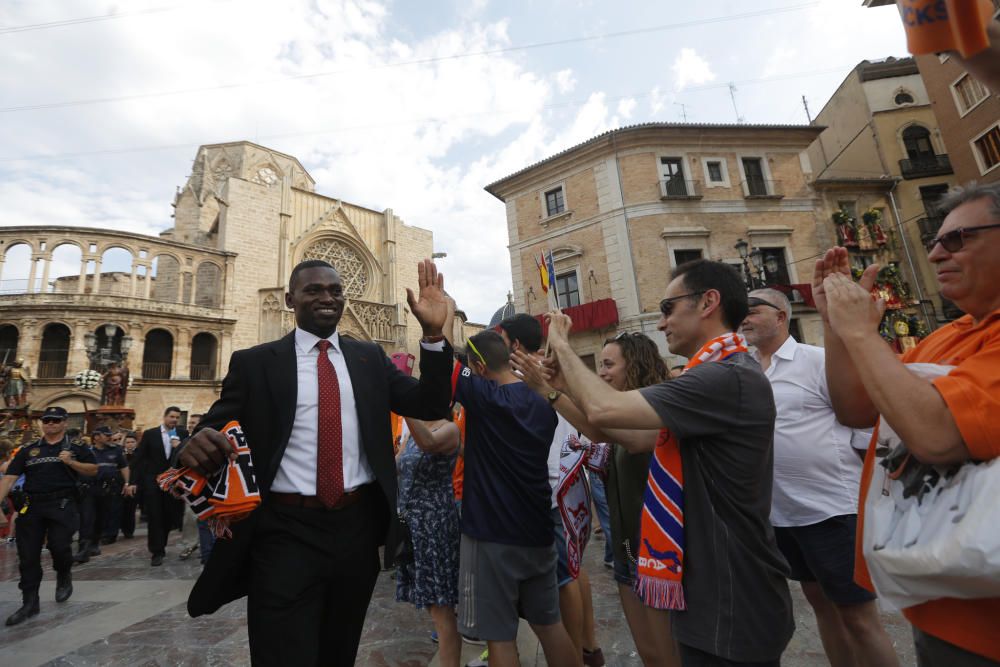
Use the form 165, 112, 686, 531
537, 251, 550, 293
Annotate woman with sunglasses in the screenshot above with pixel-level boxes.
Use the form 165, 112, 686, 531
513, 332, 678, 666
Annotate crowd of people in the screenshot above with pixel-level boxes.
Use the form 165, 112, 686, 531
0, 406, 218, 625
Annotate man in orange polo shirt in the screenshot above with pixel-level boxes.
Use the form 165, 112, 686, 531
815, 181, 1000, 666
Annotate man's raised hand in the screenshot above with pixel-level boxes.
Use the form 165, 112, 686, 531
406, 259, 447, 337
179, 428, 236, 476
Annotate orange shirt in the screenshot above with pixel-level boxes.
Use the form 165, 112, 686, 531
855, 310, 1000, 661
452, 405, 466, 501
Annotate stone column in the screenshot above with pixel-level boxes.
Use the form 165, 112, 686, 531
78, 257, 88, 294
174, 328, 191, 380
135, 333, 147, 379
39, 254, 52, 293
18, 319, 40, 373
144, 264, 153, 299
27, 255, 38, 293
130, 266, 139, 298
69, 320, 92, 375
92, 258, 103, 295
188, 271, 197, 305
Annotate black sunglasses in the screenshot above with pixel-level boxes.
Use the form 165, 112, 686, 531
41, 417, 66, 424
659, 291, 705, 317
924, 223, 1000, 253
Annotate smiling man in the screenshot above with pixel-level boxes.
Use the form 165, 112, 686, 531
539, 259, 793, 666
819, 182, 1000, 665
180, 258, 454, 667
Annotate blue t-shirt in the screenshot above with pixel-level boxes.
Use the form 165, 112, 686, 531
455, 367, 556, 547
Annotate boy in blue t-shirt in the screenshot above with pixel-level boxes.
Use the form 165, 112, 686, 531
452, 330, 576, 665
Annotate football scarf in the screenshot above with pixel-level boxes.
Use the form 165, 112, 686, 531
634, 332, 748, 610
555, 435, 612, 579
157, 420, 260, 538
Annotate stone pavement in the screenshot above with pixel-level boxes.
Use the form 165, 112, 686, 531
1, 524, 917, 666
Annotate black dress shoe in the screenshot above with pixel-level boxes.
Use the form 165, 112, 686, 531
86, 543, 101, 557
151, 554, 164, 566
5, 592, 39, 626
73, 550, 90, 565
55, 571, 73, 603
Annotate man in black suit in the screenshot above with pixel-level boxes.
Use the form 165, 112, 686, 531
128, 406, 187, 566
180, 258, 453, 666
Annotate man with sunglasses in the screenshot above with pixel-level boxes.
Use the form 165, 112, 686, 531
538, 259, 793, 666
0, 407, 98, 626
741, 289, 898, 667
818, 182, 1000, 665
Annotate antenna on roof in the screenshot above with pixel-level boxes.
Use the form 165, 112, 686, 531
728, 82, 744, 124
802, 95, 813, 123
674, 102, 688, 122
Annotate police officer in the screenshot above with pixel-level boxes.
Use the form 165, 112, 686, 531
0, 407, 98, 626
81, 426, 129, 555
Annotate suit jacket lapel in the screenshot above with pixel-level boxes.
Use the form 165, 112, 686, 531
341, 339, 374, 460
264, 332, 298, 486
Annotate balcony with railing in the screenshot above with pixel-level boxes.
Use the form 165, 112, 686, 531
741, 177, 783, 199
190, 364, 215, 381
37, 354, 69, 379
899, 155, 953, 179
142, 362, 172, 379
659, 177, 703, 200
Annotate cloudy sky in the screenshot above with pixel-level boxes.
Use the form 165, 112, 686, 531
0, 0, 908, 322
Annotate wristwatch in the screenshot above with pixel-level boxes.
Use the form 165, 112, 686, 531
546, 390, 562, 404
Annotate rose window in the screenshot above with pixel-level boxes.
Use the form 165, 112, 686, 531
301, 240, 369, 299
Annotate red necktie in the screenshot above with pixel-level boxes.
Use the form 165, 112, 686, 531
315, 340, 344, 508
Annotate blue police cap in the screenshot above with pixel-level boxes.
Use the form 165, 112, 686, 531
41, 406, 68, 420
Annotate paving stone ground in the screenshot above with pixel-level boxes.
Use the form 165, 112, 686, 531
0, 521, 916, 666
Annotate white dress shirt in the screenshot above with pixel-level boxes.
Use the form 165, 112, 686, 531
752, 336, 863, 527
271, 328, 373, 494
160, 425, 173, 460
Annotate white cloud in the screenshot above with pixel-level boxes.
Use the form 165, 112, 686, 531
554, 68, 577, 94
671, 47, 715, 91
617, 97, 637, 119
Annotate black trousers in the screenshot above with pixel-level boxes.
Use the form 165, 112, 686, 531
247, 487, 383, 667
16, 498, 78, 593
76, 489, 95, 546
678, 643, 781, 667
119, 494, 137, 537
142, 483, 182, 557
88, 490, 116, 543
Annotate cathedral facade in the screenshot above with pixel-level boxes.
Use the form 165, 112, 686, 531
0, 141, 442, 429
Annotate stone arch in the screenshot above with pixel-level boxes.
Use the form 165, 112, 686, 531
150, 253, 183, 302
141, 328, 174, 379
39, 322, 72, 378
190, 332, 218, 380
1, 242, 33, 293
893, 88, 915, 106
0, 323, 18, 360
49, 242, 84, 294
98, 246, 135, 296
194, 261, 223, 308
298, 235, 374, 300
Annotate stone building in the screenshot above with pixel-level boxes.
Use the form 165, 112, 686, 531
805, 57, 962, 323
0, 141, 465, 430
485, 122, 827, 367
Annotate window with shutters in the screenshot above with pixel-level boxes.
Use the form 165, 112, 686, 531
951, 73, 989, 116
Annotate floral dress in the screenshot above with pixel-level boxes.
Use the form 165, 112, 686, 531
395, 435, 460, 609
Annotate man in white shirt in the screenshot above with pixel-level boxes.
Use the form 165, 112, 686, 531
180, 258, 454, 666
741, 289, 897, 667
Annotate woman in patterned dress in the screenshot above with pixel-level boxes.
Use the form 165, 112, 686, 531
395, 415, 461, 667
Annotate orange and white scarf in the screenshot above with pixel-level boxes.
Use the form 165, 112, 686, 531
157, 420, 260, 538
634, 332, 748, 610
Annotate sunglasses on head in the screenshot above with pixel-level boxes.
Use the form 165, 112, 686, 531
924, 223, 1000, 253
659, 291, 705, 317
41, 417, 65, 424
747, 297, 781, 311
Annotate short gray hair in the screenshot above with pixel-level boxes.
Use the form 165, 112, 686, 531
934, 182, 1000, 221
748, 288, 792, 320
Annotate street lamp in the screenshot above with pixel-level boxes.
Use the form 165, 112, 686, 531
734, 239, 767, 290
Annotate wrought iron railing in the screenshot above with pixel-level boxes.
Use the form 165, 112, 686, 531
659, 178, 702, 199
899, 155, 952, 179
190, 364, 215, 380
142, 362, 171, 379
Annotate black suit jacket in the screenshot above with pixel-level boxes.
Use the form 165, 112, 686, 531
131, 426, 189, 491
187, 331, 453, 617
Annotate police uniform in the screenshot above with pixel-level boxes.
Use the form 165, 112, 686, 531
4, 423, 95, 622
90, 444, 127, 545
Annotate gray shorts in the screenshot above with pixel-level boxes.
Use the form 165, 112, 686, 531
457, 534, 561, 641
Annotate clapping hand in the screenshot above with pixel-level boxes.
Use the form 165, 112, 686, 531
406, 260, 447, 337
824, 272, 886, 342
812, 247, 879, 322
544, 311, 573, 347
